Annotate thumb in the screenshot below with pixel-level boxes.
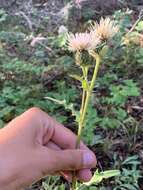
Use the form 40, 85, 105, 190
38, 148, 96, 174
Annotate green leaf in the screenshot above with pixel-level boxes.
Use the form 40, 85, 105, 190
122, 155, 140, 165
84, 169, 120, 186
0, 106, 15, 122
100, 170, 121, 179
82, 79, 89, 90
99, 45, 109, 58
69, 74, 83, 81
0, 120, 4, 128
120, 184, 138, 190
135, 21, 143, 31
0, 9, 7, 23
45, 96, 79, 121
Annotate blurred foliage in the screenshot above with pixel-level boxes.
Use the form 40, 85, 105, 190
114, 155, 142, 190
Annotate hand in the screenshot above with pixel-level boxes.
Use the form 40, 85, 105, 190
0, 107, 96, 190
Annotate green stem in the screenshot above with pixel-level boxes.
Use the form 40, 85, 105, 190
71, 176, 77, 190
89, 53, 100, 91
80, 53, 100, 129
80, 90, 86, 116
80, 65, 88, 117
71, 53, 101, 190
71, 86, 87, 190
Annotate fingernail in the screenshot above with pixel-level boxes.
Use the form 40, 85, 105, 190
83, 152, 95, 167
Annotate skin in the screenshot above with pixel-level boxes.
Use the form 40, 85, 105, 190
0, 107, 96, 190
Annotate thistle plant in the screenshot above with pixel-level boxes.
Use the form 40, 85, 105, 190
46, 17, 120, 190
67, 17, 119, 190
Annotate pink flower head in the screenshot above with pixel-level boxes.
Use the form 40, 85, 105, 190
90, 17, 118, 40
68, 32, 100, 52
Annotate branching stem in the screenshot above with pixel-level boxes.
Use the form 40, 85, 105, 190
71, 52, 101, 190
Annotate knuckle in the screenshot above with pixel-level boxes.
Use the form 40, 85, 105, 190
28, 107, 42, 114
68, 151, 82, 170
29, 107, 41, 112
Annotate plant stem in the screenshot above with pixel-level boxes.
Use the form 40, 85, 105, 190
71, 88, 87, 190
71, 53, 101, 190
80, 90, 86, 117
80, 53, 100, 129
80, 65, 88, 120
71, 176, 77, 190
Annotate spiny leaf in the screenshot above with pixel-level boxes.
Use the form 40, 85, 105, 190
84, 169, 120, 186
45, 96, 79, 121
69, 74, 83, 81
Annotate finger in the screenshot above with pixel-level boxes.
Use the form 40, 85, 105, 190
45, 141, 93, 182
19, 108, 96, 179
43, 115, 96, 181
10, 107, 87, 151
35, 108, 88, 150
21, 108, 90, 152
16, 107, 84, 149
31, 108, 97, 180
77, 169, 92, 182
46, 141, 60, 150
4, 107, 54, 145
37, 148, 96, 174
46, 142, 73, 181
47, 117, 86, 149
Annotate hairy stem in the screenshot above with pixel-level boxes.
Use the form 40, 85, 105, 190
71, 53, 101, 190
80, 90, 86, 117
71, 85, 87, 190
80, 53, 100, 129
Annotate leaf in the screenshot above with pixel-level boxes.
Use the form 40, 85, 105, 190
84, 169, 120, 186
101, 170, 121, 179
122, 155, 140, 165
0, 106, 15, 122
135, 21, 143, 31
0, 9, 7, 23
99, 45, 109, 58
120, 184, 138, 190
82, 79, 89, 90
69, 74, 83, 81
45, 96, 79, 121
42, 182, 50, 190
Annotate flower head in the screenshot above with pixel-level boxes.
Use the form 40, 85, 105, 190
67, 32, 100, 52
90, 17, 118, 40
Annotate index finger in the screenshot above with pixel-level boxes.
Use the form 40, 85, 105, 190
41, 110, 88, 150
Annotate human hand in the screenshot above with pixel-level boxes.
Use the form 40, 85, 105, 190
0, 107, 96, 190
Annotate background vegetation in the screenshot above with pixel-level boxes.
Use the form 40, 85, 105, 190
0, 0, 143, 189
